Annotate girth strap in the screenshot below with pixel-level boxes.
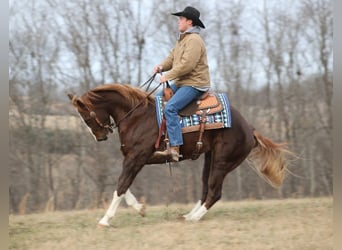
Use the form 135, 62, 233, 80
155, 117, 166, 149
191, 110, 208, 160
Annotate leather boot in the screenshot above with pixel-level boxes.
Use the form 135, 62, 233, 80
153, 146, 180, 162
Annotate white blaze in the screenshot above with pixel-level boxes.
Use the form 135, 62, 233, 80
77, 113, 97, 141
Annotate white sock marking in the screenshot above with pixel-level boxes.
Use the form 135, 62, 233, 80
78, 113, 97, 141
124, 189, 143, 212
98, 190, 123, 226
185, 203, 208, 221
183, 200, 202, 220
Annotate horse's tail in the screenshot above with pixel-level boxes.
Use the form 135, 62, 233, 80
247, 130, 290, 188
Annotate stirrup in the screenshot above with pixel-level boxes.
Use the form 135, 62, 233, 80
154, 148, 180, 162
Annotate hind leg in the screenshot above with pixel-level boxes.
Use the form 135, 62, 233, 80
186, 156, 245, 221
185, 164, 231, 221
184, 151, 211, 220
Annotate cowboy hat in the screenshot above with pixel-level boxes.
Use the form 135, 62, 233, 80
171, 6, 205, 29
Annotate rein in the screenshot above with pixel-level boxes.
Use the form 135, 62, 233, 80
113, 74, 161, 129
139, 73, 157, 91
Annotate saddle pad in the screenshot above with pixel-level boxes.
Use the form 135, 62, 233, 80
155, 92, 232, 134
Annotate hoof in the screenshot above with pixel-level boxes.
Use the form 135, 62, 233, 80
139, 209, 145, 217
97, 223, 109, 229
177, 215, 186, 221
139, 197, 146, 217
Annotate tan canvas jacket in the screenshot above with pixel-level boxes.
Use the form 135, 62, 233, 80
160, 32, 210, 88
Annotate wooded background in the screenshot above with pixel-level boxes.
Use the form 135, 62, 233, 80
9, 0, 332, 214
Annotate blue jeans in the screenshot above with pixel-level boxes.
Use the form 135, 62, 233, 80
158, 84, 204, 146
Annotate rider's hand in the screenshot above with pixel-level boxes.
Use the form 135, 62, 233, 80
153, 65, 163, 74
159, 75, 167, 83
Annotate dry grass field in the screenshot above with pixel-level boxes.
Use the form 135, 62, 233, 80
9, 197, 332, 250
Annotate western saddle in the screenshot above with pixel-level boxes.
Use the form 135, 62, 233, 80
155, 90, 223, 160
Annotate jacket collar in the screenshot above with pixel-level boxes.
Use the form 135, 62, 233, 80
178, 26, 201, 40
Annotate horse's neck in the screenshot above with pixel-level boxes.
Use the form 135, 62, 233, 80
105, 91, 152, 126
105, 94, 132, 122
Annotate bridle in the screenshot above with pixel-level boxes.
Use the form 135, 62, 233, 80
76, 98, 115, 134
71, 93, 114, 134
89, 111, 115, 133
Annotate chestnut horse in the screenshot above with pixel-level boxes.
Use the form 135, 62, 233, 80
68, 83, 289, 227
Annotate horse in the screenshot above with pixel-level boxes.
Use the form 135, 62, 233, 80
67, 83, 290, 227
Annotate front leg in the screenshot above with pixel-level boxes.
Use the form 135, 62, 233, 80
124, 189, 146, 217
98, 157, 145, 227
98, 190, 124, 227
116, 159, 145, 196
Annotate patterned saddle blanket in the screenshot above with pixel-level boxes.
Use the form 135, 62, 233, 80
155, 92, 232, 134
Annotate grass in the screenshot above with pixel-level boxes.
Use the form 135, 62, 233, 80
9, 197, 333, 250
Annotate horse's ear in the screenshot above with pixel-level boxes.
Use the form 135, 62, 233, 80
67, 93, 74, 101
75, 98, 87, 110
67, 93, 78, 105
67, 93, 82, 107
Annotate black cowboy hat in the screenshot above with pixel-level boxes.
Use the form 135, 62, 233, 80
171, 6, 205, 29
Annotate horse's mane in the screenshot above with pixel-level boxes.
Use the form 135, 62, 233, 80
85, 84, 154, 107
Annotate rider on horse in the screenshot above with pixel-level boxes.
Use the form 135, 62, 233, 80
153, 6, 211, 162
